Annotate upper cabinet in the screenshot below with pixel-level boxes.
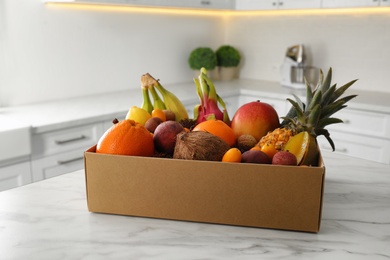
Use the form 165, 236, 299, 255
43, 0, 236, 9
43, 0, 390, 9
169, 0, 235, 10
236, 0, 321, 10
322, 0, 389, 8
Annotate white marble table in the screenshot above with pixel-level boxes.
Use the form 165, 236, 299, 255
0, 151, 389, 259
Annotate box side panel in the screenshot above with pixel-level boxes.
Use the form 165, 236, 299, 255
84, 152, 325, 232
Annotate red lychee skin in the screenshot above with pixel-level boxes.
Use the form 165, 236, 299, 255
272, 151, 298, 166
231, 100, 280, 142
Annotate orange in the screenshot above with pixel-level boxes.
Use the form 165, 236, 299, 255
151, 108, 166, 122
192, 119, 236, 147
97, 119, 154, 157
222, 148, 242, 163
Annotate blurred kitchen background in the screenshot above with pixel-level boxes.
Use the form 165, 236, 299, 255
1, 1, 389, 107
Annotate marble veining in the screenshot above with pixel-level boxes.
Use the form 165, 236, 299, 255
0, 151, 389, 259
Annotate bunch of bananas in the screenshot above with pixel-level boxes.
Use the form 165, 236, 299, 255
126, 73, 189, 124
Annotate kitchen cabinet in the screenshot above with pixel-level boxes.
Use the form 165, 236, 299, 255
169, 0, 235, 9
317, 108, 390, 164
380, 0, 390, 6
43, 0, 235, 9
44, 0, 389, 9
30, 122, 104, 182
0, 161, 32, 192
235, 0, 322, 10
321, 0, 380, 8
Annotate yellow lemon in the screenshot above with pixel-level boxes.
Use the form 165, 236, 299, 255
125, 106, 151, 126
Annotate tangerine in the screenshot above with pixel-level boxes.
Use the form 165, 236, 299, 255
151, 108, 166, 122
192, 119, 236, 147
260, 143, 278, 160
222, 148, 242, 163
96, 119, 154, 157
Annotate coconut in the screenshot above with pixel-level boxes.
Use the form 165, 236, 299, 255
173, 131, 230, 161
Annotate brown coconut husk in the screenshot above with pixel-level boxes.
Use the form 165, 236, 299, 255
173, 131, 230, 161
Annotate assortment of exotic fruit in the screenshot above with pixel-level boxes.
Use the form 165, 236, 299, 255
96, 67, 357, 167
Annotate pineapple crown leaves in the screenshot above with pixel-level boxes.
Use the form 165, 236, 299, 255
282, 67, 358, 151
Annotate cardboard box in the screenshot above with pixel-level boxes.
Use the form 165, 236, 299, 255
84, 145, 325, 233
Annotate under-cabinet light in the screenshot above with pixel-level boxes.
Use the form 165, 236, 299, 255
43, 1, 390, 17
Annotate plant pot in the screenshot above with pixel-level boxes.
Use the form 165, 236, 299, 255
219, 67, 238, 81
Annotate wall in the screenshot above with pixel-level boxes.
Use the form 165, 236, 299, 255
0, 1, 223, 107
1, 3, 390, 107
225, 9, 390, 94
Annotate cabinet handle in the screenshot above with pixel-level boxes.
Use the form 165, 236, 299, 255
321, 145, 348, 153
200, 0, 211, 6
57, 156, 84, 165
55, 135, 86, 145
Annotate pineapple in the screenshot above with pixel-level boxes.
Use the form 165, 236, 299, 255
257, 67, 357, 155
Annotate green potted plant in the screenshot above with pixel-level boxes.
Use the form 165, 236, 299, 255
188, 47, 217, 78
216, 45, 241, 81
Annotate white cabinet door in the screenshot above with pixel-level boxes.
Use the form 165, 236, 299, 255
0, 162, 32, 192
236, 0, 321, 10
280, 0, 322, 9
317, 131, 390, 164
31, 149, 86, 182
236, 0, 279, 10
172, 0, 235, 9
380, 0, 390, 6
32, 123, 103, 158
322, 0, 379, 8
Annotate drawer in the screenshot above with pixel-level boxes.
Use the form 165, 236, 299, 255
0, 161, 32, 192
317, 131, 390, 164
327, 109, 390, 139
32, 122, 103, 158
31, 148, 86, 182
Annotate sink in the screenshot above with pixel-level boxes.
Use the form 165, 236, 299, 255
0, 116, 31, 162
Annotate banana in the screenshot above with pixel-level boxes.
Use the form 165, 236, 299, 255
149, 85, 166, 110
141, 87, 153, 114
154, 81, 189, 122
141, 73, 188, 122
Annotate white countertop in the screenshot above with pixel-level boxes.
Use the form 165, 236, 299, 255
1, 79, 390, 135
0, 151, 389, 259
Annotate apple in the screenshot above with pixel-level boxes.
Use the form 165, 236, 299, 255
231, 100, 280, 141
